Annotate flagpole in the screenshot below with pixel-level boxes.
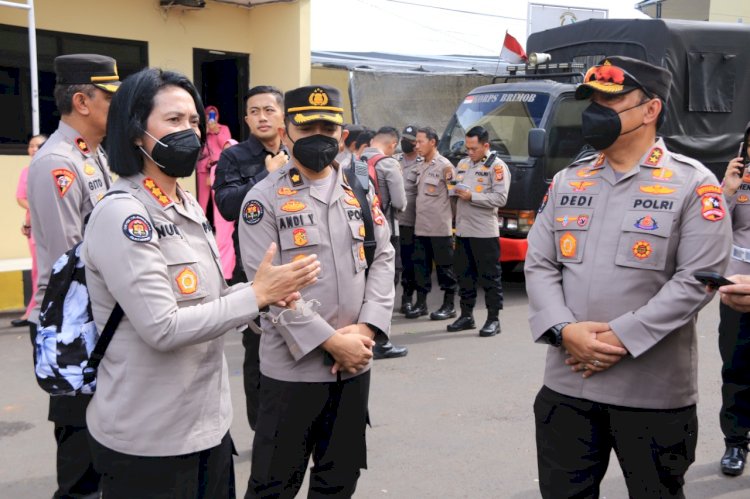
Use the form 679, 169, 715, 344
494, 30, 507, 77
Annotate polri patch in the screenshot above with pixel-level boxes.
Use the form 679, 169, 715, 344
243, 200, 264, 225
52, 168, 76, 198
176, 267, 198, 294
122, 214, 152, 242
634, 215, 658, 231
700, 193, 725, 222
559, 232, 577, 258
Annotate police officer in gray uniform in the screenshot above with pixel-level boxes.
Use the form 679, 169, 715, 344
525, 56, 732, 498
716, 124, 750, 475
239, 85, 395, 497
26, 53, 120, 499
405, 126, 458, 320
448, 125, 510, 336
396, 125, 421, 313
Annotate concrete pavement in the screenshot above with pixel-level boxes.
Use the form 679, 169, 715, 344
1, 275, 748, 498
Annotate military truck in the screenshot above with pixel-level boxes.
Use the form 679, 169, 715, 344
438, 18, 750, 268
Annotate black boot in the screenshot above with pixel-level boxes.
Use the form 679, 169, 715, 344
447, 314, 475, 332
373, 341, 409, 359
721, 445, 747, 476
405, 293, 428, 319
399, 291, 414, 314
479, 316, 501, 337
430, 292, 456, 321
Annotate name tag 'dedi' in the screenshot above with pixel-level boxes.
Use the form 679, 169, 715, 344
559, 194, 594, 207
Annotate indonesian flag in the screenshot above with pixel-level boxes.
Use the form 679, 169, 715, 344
500, 31, 527, 64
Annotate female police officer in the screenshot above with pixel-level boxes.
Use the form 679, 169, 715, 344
81, 68, 319, 498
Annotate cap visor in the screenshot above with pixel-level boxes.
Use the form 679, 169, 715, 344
291, 112, 344, 125
402, 134, 416, 140
94, 81, 121, 93
575, 82, 637, 100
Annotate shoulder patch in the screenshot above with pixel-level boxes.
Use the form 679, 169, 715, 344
697, 184, 725, 222
538, 182, 553, 213
51, 168, 76, 198
122, 214, 153, 242
243, 200, 265, 225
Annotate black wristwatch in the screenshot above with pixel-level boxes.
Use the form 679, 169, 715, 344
541, 322, 571, 347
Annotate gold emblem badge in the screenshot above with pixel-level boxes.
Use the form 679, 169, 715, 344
281, 200, 306, 212
569, 181, 596, 192
652, 168, 673, 180
640, 184, 675, 195
75, 137, 90, 155
475, 185, 483, 193
278, 187, 298, 196
632, 240, 652, 260
345, 197, 360, 207
359, 244, 365, 261
144, 178, 171, 206
292, 254, 308, 262
560, 232, 577, 258
84, 163, 96, 176
739, 195, 749, 203
176, 267, 198, 294
359, 225, 366, 237
293, 228, 308, 246
309, 88, 329, 107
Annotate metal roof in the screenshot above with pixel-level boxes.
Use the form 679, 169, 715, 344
311, 51, 509, 76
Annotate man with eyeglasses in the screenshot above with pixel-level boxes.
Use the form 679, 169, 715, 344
525, 56, 732, 497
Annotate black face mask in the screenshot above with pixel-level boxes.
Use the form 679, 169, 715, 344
581, 100, 647, 151
139, 129, 202, 178
289, 133, 340, 173
401, 139, 415, 154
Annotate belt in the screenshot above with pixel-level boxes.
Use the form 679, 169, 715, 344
732, 244, 750, 263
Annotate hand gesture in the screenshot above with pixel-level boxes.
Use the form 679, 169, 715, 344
561, 322, 627, 378
251, 243, 320, 308
723, 157, 744, 197
323, 331, 374, 374
455, 187, 472, 200
265, 151, 289, 173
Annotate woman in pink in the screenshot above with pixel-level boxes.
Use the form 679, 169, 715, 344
197, 106, 236, 280
13, 134, 47, 327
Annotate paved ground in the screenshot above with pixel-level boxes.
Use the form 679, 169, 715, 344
2, 272, 749, 498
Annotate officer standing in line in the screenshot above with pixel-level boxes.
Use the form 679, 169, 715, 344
396, 125, 422, 314
447, 125, 510, 337
239, 85, 395, 497
405, 127, 458, 321
27, 53, 121, 499
361, 126, 409, 359
213, 85, 287, 432
716, 123, 750, 476
525, 56, 732, 498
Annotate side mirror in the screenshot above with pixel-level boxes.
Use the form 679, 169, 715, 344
451, 140, 465, 153
528, 128, 546, 157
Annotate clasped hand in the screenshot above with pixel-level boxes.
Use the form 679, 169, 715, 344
561, 321, 628, 378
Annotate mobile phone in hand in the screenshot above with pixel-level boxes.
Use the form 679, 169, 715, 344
693, 271, 735, 288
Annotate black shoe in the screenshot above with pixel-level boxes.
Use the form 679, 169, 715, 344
479, 319, 501, 337
373, 342, 408, 359
400, 301, 414, 315
721, 446, 747, 476
447, 316, 475, 332
430, 305, 456, 321
405, 302, 428, 319
11, 318, 30, 327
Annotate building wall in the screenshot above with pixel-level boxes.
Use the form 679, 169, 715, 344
638, 0, 709, 20
709, 0, 750, 23
0, 0, 310, 309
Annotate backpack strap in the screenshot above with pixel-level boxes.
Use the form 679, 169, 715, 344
483, 152, 498, 168
361, 153, 386, 198
344, 165, 377, 268
82, 302, 124, 385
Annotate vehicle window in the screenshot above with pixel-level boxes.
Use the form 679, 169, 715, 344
447, 92, 550, 163
545, 97, 588, 179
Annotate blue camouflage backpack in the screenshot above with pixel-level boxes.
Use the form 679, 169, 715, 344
33, 191, 132, 396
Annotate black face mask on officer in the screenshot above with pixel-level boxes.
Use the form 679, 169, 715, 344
287, 132, 340, 173
401, 139, 415, 154
581, 99, 649, 151
139, 129, 202, 178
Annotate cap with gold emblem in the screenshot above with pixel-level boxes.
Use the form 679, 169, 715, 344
285, 85, 344, 126
575, 55, 672, 103
54, 54, 121, 93
402, 125, 418, 141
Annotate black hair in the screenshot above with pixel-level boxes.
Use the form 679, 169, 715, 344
30, 133, 48, 142
375, 126, 400, 142
53, 84, 95, 115
417, 126, 439, 143
344, 125, 366, 147
106, 68, 206, 176
466, 126, 489, 144
245, 85, 283, 109
355, 130, 375, 150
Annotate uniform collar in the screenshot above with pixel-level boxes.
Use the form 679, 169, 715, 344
56, 120, 95, 158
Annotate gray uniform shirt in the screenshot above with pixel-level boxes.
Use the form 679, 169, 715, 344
454, 154, 511, 238
27, 121, 112, 324
414, 153, 454, 237
238, 164, 395, 383
525, 138, 731, 409
362, 146, 407, 236
83, 174, 259, 456
724, 173, 750, 275
397, 153, 421, 227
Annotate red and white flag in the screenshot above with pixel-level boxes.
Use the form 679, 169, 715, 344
500, 31, 527, 64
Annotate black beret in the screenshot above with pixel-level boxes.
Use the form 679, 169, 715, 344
575, 55, 672, 103
54, 54, 120, 93
285, 85, 344, 125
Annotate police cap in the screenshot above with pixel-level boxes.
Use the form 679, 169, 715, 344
54, 54, 121, 93
402, 125, 418, 141
575, 56, 672, 103
285, 85, 344, 126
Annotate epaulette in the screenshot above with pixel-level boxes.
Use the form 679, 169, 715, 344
669, 152, 705, 170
